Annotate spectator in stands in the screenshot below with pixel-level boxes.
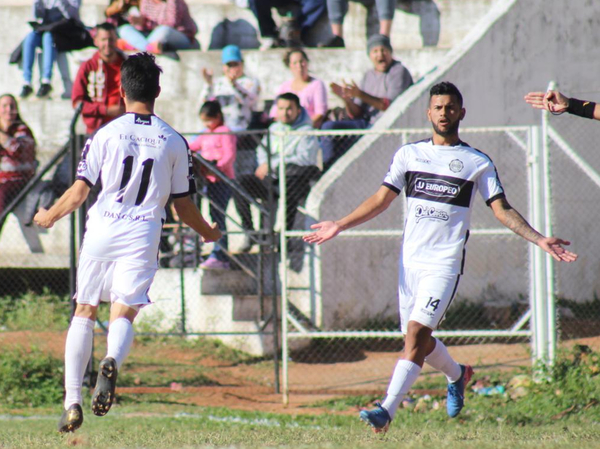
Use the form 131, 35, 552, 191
72, 23, 126, 135
19, 0, 82, 99
112, 0, 199, 59
270, 48, 327, 129
234, 92, 320, 252
105, 0, 140, 46
0, 94, 36, 233
201, 45, 261, 132
189, 101, 237, 270
248, 0, 326, 50
320, 34, 412, 169
322, 0, 396, 47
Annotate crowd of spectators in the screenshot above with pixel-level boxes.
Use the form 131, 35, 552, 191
5, 1, 415, 268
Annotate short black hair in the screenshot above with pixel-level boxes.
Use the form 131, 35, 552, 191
120, 52, 162, 103
429, 82, 463, 107
199, 100, 223, 118
276, 92, 301, 108
95, 22, 116, 33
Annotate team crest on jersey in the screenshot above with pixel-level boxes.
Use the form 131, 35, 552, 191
415, 178, 460, 198
449, 159, 464, 173
415, 204, 449, 223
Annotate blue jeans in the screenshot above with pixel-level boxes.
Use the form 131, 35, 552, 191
205, 181, 231, 262
22, 30, 56, 84
320, 118, 369, 170
117, 24, 197, 51
327, 0, 396, 23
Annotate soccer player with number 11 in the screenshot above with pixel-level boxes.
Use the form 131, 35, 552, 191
34, 53, 221, 433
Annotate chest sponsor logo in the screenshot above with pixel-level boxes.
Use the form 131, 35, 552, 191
416, 157, 431, 164
449, 159, 464, 173
415, 204, 449, 223
415, 178, 460, 198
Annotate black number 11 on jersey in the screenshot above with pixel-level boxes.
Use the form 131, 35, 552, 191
116, 156, 155, 206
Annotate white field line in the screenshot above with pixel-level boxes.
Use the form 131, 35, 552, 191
0, 413, 322, 429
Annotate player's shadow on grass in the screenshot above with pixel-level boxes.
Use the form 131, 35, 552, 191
290, 338, 404, 364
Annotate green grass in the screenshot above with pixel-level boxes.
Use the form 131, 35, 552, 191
2, 344, 600, 448
1, 402, 600, 449
0, 290, 70, 331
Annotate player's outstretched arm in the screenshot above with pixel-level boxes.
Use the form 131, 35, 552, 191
34, 180, 90, 228
490, 197, 577, 263
525, 90, 600, 120
172, 195, 222, 243
304, 185, 397, 245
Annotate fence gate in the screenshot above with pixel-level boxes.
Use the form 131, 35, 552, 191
278, 126, 556, 402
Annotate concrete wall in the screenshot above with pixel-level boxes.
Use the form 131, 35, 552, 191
305, 0, 600, 329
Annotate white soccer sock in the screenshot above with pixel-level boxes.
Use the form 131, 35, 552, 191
424, 338, 462, 383
106, 317, 134, 369
381, 360, 421, 420
64, 316, 94, 410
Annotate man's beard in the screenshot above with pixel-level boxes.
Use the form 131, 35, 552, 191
432, 120, 460, 137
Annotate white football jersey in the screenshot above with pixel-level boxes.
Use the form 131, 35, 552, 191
383, 138, 505, 274
77, 113, 195, 268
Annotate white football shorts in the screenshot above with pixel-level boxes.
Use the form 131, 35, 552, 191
398, 266, 461, 333
75, 254, 156, 309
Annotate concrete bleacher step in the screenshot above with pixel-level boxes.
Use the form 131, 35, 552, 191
1, 0, 497, 159
140, 267, 280, 355
0, 0, 496, 54
4, 46, 449, 161
232, 294, 279, 322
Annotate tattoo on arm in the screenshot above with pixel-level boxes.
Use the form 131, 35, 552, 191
497, 205, 543, 243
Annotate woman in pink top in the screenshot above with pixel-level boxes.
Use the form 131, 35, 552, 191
271, 48, 328, 129
189, 101, 236, 269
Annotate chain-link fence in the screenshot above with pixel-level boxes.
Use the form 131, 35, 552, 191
544, 108, 600, 344
2, 117, 597, 401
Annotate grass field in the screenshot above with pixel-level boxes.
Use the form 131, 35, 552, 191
2, 293, 600, 448
2, 397, 600, 449
1, 335, 600, 449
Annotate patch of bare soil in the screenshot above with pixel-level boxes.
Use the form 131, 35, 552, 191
2, 331, 598, 415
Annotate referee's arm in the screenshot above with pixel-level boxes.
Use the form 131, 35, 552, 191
34, 180, 90, 228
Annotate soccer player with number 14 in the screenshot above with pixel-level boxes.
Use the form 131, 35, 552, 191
34, 53, 221, 433
304, 82, 578, 433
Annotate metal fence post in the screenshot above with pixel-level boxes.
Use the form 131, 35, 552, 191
279, 132, 289, 405
529, 125, 549, 366
542, 82, 557, 365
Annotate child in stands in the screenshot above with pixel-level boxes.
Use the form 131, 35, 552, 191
189, 101, 237, 269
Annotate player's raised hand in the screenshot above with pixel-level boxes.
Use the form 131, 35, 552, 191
524, 90, 569, 113
33, 207, 53, 229
537, 236, 578, 262
303, 221, 341, 245
202, 222, 221, 243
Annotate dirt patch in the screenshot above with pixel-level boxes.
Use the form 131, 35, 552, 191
1, 331, 598, 415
